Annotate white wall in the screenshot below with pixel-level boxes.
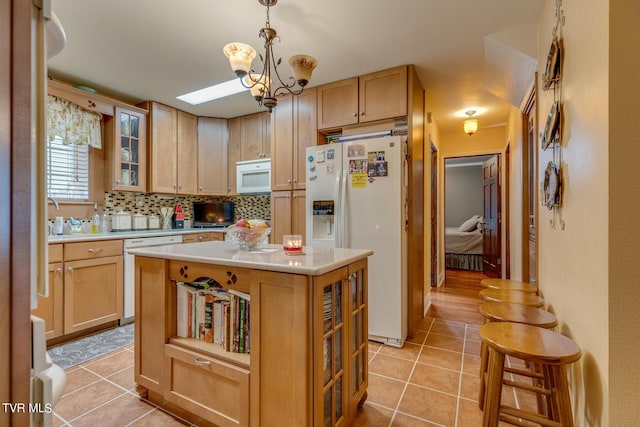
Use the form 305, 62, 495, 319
444, 163, 483, 227
535, 0, 610, 423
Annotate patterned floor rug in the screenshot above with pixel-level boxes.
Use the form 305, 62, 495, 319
48, 323, 134, 369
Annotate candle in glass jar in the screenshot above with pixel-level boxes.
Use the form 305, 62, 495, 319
283, 234, 303, 254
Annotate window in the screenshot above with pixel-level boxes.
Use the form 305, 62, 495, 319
46, 135, 89, 201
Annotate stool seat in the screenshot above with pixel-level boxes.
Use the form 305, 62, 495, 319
478, 302, 558, 328
480, 322, 581, 365
480, 278, 537, 293
480, 322, 581, 427
479, 288, 545, 307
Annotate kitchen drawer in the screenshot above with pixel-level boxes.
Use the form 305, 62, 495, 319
49, 244, 63, 263
163, 344, 249, 427
64, 239, 123, 261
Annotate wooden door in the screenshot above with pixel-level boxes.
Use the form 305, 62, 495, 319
271, 94, 294, 191
149, 102, 178, 193
482, 155, 501, 278
177, 110, 198, 194
292, 190, 306, 236
31, 262, 64, 340
430, 143, 438, 286
197, 117, 228, 195
359, 66, 407, 123
316, 77, 359, 130
293, 87, 317, 190
227, 117, 241, 194
241, 112, 267, 160
523, 90, 538, 284
64, 256, 123, 333
270, 191, 292, 244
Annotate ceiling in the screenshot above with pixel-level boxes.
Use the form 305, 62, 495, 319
47, 0, 543, 135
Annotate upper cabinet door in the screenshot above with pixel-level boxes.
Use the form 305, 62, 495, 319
241, 112, 270, 160
359, 66, 407, 123
148, 102, 178, 193
271, 94, 294, 192
198, 117, 228, 196
176, 110, 198, 194
113, 107, 147, 192
317, 77, 359, 130
294, 88, 317, 190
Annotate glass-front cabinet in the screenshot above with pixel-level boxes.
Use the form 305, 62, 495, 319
110, 107, 146, 191
314, 258, 367, 427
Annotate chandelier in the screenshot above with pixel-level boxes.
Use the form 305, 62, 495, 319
463, 110, 479, 136
223, 0, 317, 112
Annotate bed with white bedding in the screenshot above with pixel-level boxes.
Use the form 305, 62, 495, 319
445, 215, 484, 271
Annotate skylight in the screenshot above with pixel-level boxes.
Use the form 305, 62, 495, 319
176, 79, 247, 105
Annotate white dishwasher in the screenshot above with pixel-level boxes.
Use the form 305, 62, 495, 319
122, 235, 183, 324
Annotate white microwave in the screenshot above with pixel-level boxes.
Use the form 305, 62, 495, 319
236, 159, 271, 194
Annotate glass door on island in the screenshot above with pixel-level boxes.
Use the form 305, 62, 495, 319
317, 269, 347, 427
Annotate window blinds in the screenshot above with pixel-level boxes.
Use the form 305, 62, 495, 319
46, 135, 89, 200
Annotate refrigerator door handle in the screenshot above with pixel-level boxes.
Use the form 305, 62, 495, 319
338, 169, 348, 248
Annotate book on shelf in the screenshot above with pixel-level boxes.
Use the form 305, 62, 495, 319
175, 281, 250, 353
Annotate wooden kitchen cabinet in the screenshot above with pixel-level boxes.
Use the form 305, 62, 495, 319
63, 240, 123, 334
144, 102, 198, 194
317, 66, 407, 130
317, 77, 359, 130
197, 117, 228, 195
271, 88, 317, 191
241, 111, 270, 160
105, 107, 148, 192
227, 111, 271, 194
31, 244, 64, 340
270, 190, 306, 245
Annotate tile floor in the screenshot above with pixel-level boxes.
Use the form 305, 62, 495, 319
52, 315, 538, 426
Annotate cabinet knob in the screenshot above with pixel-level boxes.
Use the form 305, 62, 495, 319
199, 186, 203, 191
55, 268, 62, 274
198, 236, 203, 241
67, 267, 74, 272
352, 112, 357, 117
287, 179, 291, 184
292, 178, 297, 183
88, 248, 104, 253
360, 111, 365, 116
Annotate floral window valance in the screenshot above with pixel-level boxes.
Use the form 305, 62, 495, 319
47, 94, 102, 148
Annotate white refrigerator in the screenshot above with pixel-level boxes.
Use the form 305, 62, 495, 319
306, 135, 408, 347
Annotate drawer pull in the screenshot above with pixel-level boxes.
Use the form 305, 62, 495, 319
88, 248, 104, 253
194, 357, 211, 367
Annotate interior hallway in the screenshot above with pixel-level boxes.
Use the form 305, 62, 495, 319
52, 269, 536, 426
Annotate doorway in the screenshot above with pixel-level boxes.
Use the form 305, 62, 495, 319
443, 154, 502, 278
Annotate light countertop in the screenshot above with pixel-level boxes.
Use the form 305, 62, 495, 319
47, 228, 226, 243
128, 241, 373, 276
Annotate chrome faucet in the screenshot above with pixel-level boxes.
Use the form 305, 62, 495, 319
48, 197, 60, 210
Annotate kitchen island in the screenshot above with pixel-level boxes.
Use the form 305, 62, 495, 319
130, 241, 372, 427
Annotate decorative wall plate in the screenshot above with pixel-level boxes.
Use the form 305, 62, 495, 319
542, 101, 562, 150
542, 37, 563, 90
543, 161, 562, 209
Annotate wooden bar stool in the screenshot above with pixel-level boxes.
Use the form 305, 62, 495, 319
481, 278, 538, 294
479, 288, 545, 308
477, 302, 558, 409
479, 322, 581, 427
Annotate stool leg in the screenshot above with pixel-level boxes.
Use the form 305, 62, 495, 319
478, 340, 488, 409
550, 365, 575, 427
483, 348, 505, 427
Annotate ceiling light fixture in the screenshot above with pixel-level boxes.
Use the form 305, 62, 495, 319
223, 0, 317, 112
463, 110, 479, 136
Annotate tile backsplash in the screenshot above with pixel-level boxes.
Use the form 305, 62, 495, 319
104, 192, 271, 222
